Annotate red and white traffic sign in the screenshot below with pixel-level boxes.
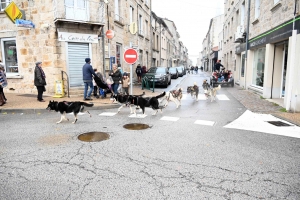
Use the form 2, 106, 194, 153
123, 48, 138, 64
105, 30, 114, 39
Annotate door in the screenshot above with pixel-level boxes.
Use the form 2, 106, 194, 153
67, 42, 90, 87
241, 53, 245, 79
281, 43, 288, 98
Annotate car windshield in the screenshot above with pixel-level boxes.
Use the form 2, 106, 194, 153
169, 68, 176, 72
176, 68, 183, 72
155, 68, 166, 74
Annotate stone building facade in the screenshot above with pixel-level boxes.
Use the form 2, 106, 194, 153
223, 0, 300, 111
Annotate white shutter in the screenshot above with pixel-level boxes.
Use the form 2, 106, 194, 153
67, 43, 89, 87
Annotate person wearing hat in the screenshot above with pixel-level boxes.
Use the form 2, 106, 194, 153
82, 58, 98, 100
34, 61, 47, 102
122, 72, 130, 95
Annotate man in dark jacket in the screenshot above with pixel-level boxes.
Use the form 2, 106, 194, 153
83, 58, 98, 100
214, 60, 224, 72
34, 61, 46, 102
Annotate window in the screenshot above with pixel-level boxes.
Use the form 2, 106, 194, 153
0, 0, 11, 11
129, 6, 134, 23
274, 0, 280, 4
240, 2, 245, 26
1, 38, 19, 74
115, 0, 120, 21
139, 50, 143, 65
139, 15, 143, 35
116, 43, 122, 68
145, 0, 149, 6
255, 0, 260, 19
145, 20, 148, 38
252, 47, 266, 87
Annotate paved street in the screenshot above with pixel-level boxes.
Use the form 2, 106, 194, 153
1, 72, 300, 200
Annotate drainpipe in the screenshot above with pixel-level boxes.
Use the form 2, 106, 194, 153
244, 0, 251, 89
286, 0, 298, 112
102, 27, 106, 78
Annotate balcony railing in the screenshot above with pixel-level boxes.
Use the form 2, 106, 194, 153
54, 0, 105, 25
114, 14, 124, 25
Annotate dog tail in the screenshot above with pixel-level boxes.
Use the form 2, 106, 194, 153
216, 85, 221, 90
155, 91, 166, 99
81, 102, 94, 107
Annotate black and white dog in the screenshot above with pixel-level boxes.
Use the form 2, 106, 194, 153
126, 92, 166, 116
111, 92, 145, 113
46, 101, 94, 124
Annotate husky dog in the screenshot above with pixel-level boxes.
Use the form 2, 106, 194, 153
111, 92, 145, 113
187, 82, 199, 101
160, 88, 183, 108
46, 101, 93, 124
126, 92, 166, 116
203, 80, 221, 102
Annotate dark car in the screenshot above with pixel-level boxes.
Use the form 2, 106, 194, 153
176, 66, 184, 77
145, 67, 171, 88
169, 67, 179, 79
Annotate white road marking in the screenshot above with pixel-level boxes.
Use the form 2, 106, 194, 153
129, 114, 147, 118
160, 116, 179, 121
197, 94, 208, 100
224, 110, 300, 139
99, 112, 117, 116
68, 112, 85, 115
194, 120, 215, 126
216, 94, 230, 100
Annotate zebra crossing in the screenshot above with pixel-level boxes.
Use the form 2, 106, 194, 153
181, 93, 230, 101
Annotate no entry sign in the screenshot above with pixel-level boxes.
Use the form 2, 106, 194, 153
105, 30, 114, 39
123, 48, 138, 64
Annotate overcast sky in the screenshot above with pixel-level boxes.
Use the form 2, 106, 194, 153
152, 0, 224, 65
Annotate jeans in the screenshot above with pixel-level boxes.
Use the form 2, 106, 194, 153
112, 83, 119, 94
36, 86, 44, 101
84, 81, 93, 99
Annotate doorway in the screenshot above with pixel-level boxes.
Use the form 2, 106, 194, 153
280, 43, 288, 98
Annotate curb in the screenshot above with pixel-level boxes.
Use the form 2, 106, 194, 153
0, 104, 119, 114
271, 113, 300, 127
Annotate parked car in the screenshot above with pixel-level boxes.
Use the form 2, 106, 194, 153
176, 66, 184, 77
144, 67, 171, 88
169, 67, 179, 79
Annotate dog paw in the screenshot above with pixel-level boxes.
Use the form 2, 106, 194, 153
56, 121, 61, 124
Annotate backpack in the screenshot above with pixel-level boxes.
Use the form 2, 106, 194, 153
136, 68, 142, 74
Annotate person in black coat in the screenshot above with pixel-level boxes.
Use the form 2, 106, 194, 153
109, 64, 122, 94
214, 60, 224, 72
34, 61, 47, 102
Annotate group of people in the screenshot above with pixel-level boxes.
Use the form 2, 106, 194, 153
188, 66, 200, 74
135, 64, 147, 84
212, 60, 231, 82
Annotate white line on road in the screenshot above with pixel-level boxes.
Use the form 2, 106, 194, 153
216, 94, 230, 100
99, 112, 117, 116
194, 120, 215, 126
160, 116, 179, 121
129, 114, 147, 118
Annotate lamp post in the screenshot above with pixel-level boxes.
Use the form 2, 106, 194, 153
244, 0, 251, 89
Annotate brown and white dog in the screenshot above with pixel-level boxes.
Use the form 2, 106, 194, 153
203, 80, 221, 102
160, 88, 183, 108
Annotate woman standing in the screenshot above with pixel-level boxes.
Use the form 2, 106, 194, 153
34, 61, 47, 102
109, 64, 122, 94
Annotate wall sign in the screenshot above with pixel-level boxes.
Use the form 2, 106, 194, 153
58, 32, 98, 43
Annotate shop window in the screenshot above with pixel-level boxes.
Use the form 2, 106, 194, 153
139, 50, 143, 65
252, 47, 266, 87
1, 38, 18, 74
0, 0, 12, 11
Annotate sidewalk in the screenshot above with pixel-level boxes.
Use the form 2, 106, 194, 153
0, 85, 159, 113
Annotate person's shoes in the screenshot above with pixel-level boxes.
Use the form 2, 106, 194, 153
84, 97, 93, 101
38, 100, 45, 102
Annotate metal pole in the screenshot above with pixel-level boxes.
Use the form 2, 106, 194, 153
244, 0, 251, 89
102, 27, 106, 78
130, 42, 133, 95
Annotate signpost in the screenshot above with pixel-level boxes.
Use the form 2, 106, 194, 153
4, 1, 23, 23
105, 30, 114, 73
123, 48, 138, 94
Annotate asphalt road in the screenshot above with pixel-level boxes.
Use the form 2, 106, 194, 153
0, 72, 299, 200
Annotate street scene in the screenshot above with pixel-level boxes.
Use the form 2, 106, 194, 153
1, 0, 300, 199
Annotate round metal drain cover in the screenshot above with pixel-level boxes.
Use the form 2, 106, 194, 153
78, 132, 110, 142
123, 123, 150, 130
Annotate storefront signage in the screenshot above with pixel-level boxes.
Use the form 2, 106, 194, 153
249, 17, 300, 49
235, 43, 246, 54
4, 1, 23, 23
58, 32, 98, 43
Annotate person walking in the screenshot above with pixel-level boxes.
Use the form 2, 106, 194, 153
34, 61, 47, 102
195, 66, 199, 74
122, 72, 130, 95
83, 58, 98, 101
109, 64, 122, 94
136, 64, 142, 84
214, 60, 224, 72
0, 64, 7, 106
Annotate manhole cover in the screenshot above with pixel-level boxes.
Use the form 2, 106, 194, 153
267, 121, 291, 127
123, 123, 150, 130
78, 132, 110, 142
